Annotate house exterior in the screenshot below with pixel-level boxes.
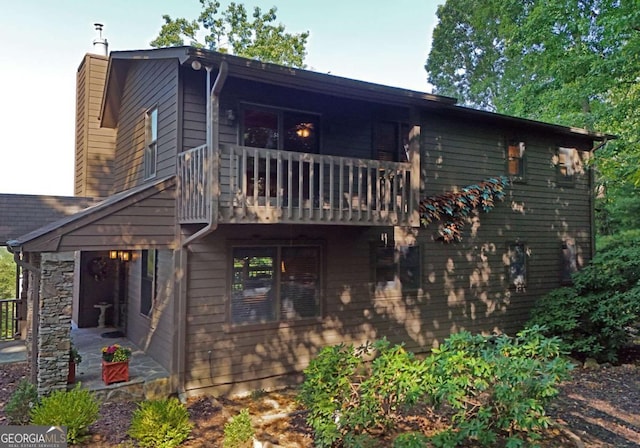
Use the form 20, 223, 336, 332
5, 45, 610, 397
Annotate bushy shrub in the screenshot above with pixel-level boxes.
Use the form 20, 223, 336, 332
528, 230, 640, 362
30, 384, 100, 445
5, 379, 39, 425
223, 408, 254, 448
299, 339, 432, 448
393, 432, 430, 448
128, 398, 193, 448
427, 327, 572, 447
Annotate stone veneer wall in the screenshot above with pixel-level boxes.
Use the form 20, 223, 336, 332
37, 252, 74, 396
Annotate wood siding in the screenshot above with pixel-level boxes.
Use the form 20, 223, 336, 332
182, 113, 596, 397
113, 59, 179, 192
75, 54, 117, 197
126, 249, 175, 371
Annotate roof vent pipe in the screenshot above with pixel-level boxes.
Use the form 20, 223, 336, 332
92, 23, 108, 56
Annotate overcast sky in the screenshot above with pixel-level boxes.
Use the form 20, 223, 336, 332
0, 0, 439, 195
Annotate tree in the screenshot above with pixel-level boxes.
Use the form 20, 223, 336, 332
426, 0, 640, 234
0, 250, 16, 299
150, 0, 309, 68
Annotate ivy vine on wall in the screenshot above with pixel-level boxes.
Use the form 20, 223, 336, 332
419, 176, 510, 243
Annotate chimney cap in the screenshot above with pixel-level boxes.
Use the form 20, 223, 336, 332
92, 23, 108, 56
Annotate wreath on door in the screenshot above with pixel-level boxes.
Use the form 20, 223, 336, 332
89, 257, 109, 282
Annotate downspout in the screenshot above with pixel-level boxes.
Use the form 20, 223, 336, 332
176, 60, 228, 400
7, 241, 40, 383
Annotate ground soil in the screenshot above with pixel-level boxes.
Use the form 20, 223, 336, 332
1, 347, 638, 447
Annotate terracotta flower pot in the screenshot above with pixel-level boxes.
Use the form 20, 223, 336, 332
67, 360, 76, 384
102, 360, 129, 385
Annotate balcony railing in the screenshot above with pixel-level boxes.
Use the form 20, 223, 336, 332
177, 144, 419, 226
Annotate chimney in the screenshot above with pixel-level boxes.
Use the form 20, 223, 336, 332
92, 23, 108, 56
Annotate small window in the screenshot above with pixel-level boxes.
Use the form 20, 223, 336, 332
507, 141, 525, 180
507, 242, 527, 291
231, 245, 321, 325
144, 108, 158, 179
557, 147, 583, 186
560, 239, 578, 285
141, 249, 157, 316
374, 122, 411, 162
374, 244, 421, 291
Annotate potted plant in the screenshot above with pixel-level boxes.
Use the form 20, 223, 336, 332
68, 344, 82, 384
101, 344, 132, 385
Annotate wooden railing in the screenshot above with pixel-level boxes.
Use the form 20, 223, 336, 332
177, 144, 419, 226
0, 298, 18, 341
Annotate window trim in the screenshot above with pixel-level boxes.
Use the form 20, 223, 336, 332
506, 241, 527, 292
140, 249, 157, 317
372, 243, 421, 292
144, 106, 158, 179
227, 240, 324, 329
507, 140, 526, 182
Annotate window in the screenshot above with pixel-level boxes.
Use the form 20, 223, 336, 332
231, 245, 321, 325
507, 242, 527, 291
144, 107, 158, 179
507, 141, 525, 180
374, 244, 421, 291
140, 249, 157, 316
242, 106, 320, 154
560, 238, 578, 285
374, 122, 411, 162
557, 147, 583, 186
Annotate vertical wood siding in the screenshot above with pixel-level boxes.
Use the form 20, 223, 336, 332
113, 59, 179, 192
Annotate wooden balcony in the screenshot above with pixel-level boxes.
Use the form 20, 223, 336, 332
177, 144, 419, 227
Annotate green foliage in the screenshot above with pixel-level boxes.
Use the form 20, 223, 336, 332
419, 176, 509, 242
151, 0, 309, 68
299, 339, 433, 447
0, 249, 15, 299
529, 231, 640, 362
128, 398, 193, 448
30, 384, 100, 445
5, 380, 39, 425
393, 432, 430, 448
223, 408, 254, 448
302, 330, 571, 447
427, 328, 572, 447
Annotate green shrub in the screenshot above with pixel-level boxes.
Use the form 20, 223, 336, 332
128, 398, 192, 448
300, 339, 432, 448
5, 379, 39, 425
528, 231, 640, 362
223, 408, 254, 448
393, 432, 430, 448
30, 384, 99, 444
427, 327, 572, 447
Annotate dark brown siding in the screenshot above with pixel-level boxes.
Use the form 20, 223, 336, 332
113, 59, 179, 192
75, 54, 117, 197
127, 248, 175, 371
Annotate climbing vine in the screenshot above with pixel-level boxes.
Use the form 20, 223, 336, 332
419, 176, 510, 242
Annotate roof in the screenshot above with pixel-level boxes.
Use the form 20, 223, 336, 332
0, 194, 100, 246
7, 177, 176, 252
100, 46, 613, 142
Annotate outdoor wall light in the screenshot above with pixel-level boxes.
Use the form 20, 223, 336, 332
109, 250, 131, 262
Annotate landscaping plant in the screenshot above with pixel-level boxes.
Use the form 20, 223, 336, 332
30, 384, 100, 445
128, 398, 193, 448
528, 230, 640, 362
223, 408, 254, 448
5, 379, 39, 425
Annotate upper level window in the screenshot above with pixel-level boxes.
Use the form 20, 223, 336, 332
144, 107, 158, 179
231, 245, 321, 325
374, 122, 411, 162
141, 249, 157, 316
557, 147, 583, 186
374, 244, 421, 291
242, 106, 319, 154
507, 141, 526, 180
